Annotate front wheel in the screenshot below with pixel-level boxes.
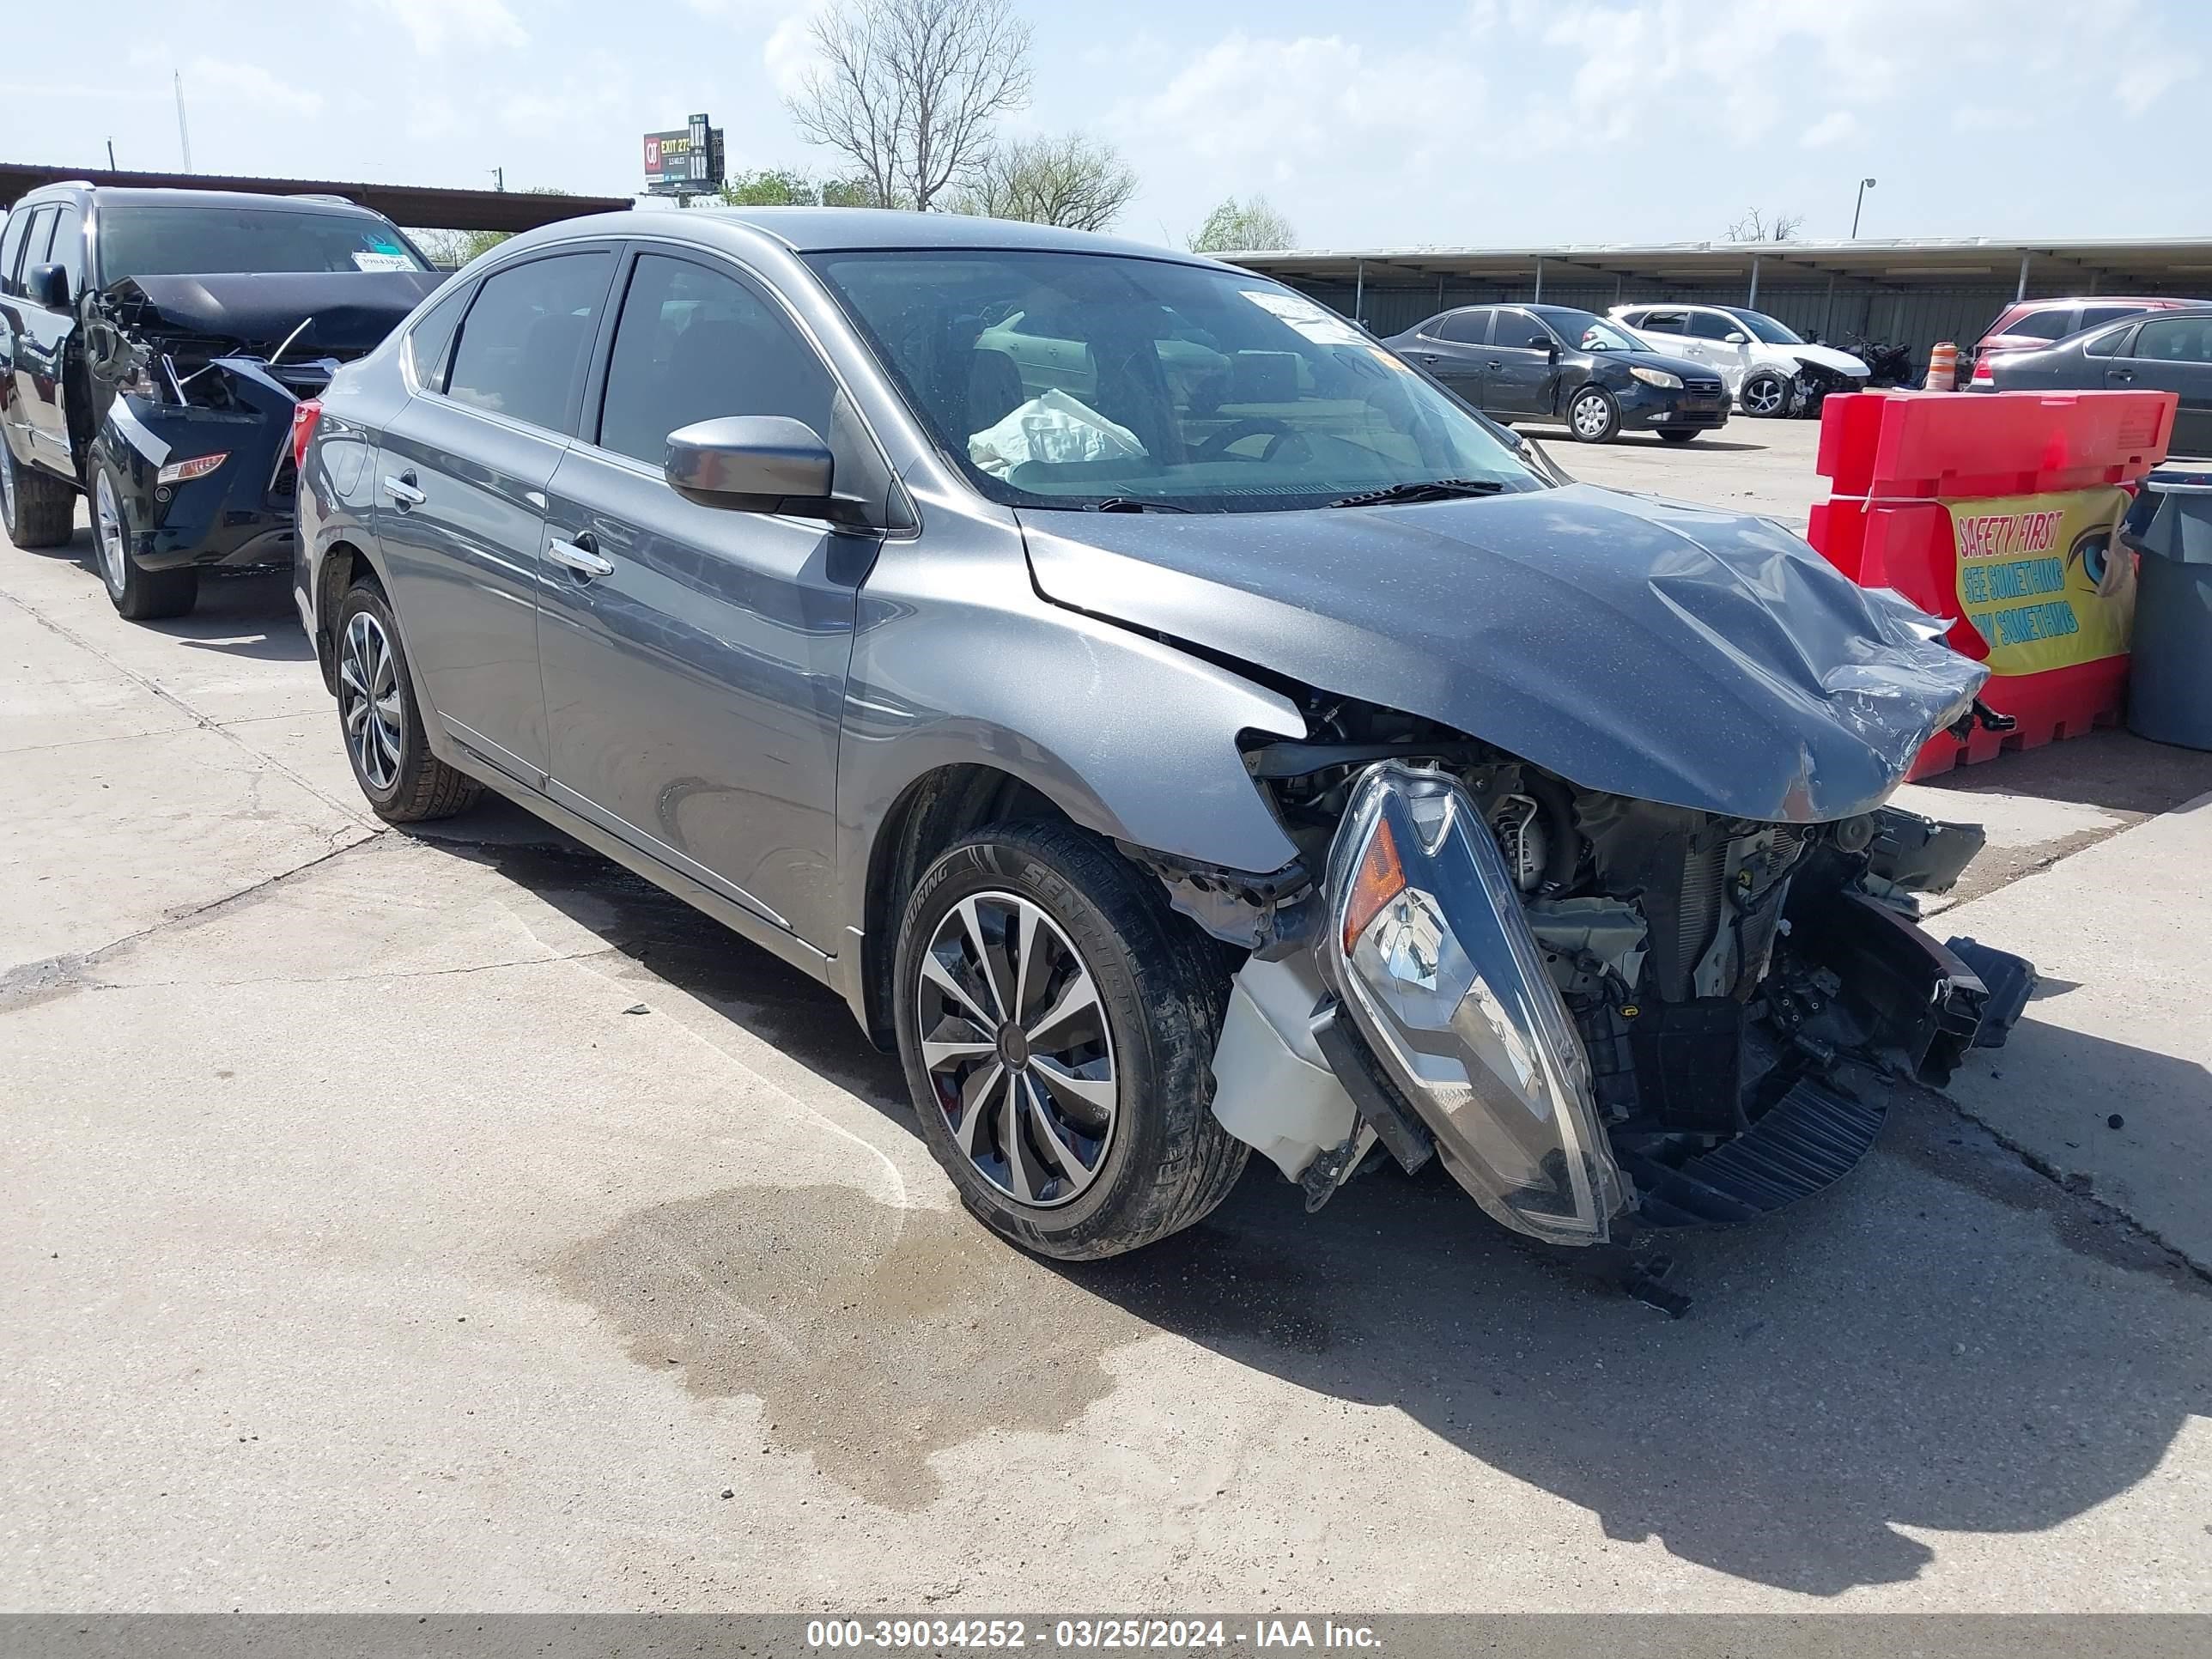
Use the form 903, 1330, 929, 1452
1741, 370, 1795, 418
1566, 386, 1621, 443
893, 821, 1248, 1260
92, 454, 198, 620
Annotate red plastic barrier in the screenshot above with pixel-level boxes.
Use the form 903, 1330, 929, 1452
1807, 388, 2177, 778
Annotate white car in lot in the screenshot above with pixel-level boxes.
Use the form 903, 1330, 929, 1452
1609, 303, 1870, 416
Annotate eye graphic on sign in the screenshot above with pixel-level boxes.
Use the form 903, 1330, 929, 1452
2067, 523, 2127, 599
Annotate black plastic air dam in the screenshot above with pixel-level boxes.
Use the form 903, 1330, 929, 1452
1626, 1074, 1888, 1228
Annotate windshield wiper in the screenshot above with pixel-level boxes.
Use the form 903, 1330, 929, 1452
1086, 496, 1191, 513
1328, 478, 1507, 508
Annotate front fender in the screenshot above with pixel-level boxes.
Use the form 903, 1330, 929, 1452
831, 520, 1305, 1006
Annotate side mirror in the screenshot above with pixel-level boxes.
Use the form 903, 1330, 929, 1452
1723, 331, 1749, 344
665, 416, 836, 516
30, 263, 70, 309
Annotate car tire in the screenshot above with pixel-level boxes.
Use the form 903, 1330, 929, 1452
1658, 428, 1702, 445
91, 451, 198, 620
1741, 370, 1794, 418
1, 434, 79, 550
332, 577, 483, 823
894, 820, 1249, 1261
1566, 386, 1621, 443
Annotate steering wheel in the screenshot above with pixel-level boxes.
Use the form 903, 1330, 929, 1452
1194, 417, 1310, 464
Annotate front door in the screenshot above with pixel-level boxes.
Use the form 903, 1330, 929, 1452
536, 247, 870, 950
2109, 314, 2212, 459
1484, 309, 1559, 417
1687, 310, 1756, 395
373, 246, 617, 783
4, 205, 75, 477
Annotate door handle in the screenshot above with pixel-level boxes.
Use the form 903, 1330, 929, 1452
383, 473, 425, 507
1486, 359, 1502, 369
2109, 368, 2136, 382
546, 535, 613, 580
1419, 353, 1439, 362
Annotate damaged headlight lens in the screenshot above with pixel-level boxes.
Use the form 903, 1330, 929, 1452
1322, 763, 1626, 1245
1629, 366, 1683, 389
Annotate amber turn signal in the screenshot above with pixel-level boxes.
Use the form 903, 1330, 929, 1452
1342, 816, 1407, 953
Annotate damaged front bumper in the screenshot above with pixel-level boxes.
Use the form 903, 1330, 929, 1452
1208, 763, 2036, 1252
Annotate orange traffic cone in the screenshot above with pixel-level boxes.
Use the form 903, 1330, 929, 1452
1923, 341, 1958, 392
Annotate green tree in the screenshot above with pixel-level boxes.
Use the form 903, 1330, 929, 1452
1188, 194, 1296, 254
720, 168, 823, 206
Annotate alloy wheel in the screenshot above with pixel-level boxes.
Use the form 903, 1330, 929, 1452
94, 472, 127, 594
1571, 393, 1612, 439
915, 890, 1118, 1208
338, 610, 404, 792
0, 444, 16, 534
1743, 374, 1787, 416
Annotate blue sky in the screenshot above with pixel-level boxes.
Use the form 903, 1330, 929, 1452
3, 0, 2204, 250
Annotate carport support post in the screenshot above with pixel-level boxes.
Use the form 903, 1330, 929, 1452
1821, 273, 1836, 339
1533, 257, 1544, 302
1353, 260, 1365, 327
2017, 252, 2031, 301
1747, 254, 1761, 308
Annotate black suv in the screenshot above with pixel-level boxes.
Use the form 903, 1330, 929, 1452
0, 184, 439, 617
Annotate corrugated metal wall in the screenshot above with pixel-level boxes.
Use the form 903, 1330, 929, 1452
1279, 273, 2211, 362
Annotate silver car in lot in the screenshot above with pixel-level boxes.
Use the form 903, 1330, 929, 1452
293, 210, 2030, 1288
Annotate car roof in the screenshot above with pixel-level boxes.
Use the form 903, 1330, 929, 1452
16, 185, 396, 222
2007, 295, 2191, 310
689, 206, 1210, 263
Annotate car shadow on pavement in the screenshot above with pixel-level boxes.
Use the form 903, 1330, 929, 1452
431, 817, 2212, 1596
1911, 726, 2212, 816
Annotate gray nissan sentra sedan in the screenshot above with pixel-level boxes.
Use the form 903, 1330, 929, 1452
292, 209, 2032, 1294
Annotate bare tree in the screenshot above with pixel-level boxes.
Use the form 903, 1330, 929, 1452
787, 0, 1034, 212
1726, 207, 1806, 242
949, 132, 1139, 230
1188, 194, 1297, 254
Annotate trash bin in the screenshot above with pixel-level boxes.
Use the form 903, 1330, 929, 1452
2125, 462, 2212, 749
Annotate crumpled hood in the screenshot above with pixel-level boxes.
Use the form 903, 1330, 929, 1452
104, 270, 443, 356
1018, 483, 1985, 823
1790, 343, 1871, 377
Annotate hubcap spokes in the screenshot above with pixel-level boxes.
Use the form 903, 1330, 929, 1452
916, 890, 1116, 1208
1574, 398, 1606, 435
339, 611, 403, 791
95, 476, 125, 592
1747, 379, 1781, 414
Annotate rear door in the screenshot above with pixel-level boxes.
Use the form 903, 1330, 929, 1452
1484, 309, 1559, 416
2112, 315, 2212, 458
1408, 307, 1491, 402
374, 244, 617, 784
535, 245, 878, 949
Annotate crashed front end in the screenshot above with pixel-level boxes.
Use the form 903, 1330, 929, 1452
1194, 739, 2033, 1270
86, 272, 437, 571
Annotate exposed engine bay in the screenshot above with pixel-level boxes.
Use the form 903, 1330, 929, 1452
1156, 696, 2034, 1300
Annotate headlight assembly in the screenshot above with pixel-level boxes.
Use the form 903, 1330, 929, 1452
1321, 762, 1626, 1245
1630, 366, 1683, 390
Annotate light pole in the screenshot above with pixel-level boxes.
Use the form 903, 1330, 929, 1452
1851, 177, 1876, 239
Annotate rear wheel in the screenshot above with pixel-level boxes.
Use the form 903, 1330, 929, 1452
332, 579, 482, 823
93, 455, 198, 619
1741, 370, 1794, 418
0, 435, 77, 549
894, 821, 1248, 1260
1567, 386, 1621, 443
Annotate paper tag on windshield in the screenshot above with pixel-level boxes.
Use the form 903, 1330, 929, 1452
1241, 289, 1364, 345
351, 252, 416, 272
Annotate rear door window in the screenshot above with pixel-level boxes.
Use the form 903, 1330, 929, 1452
595, 252, 838, 466
2133, 318, 2212, 363
4, 206, 54, 296
445, 251, 616, 434
1437, 308, 1492, 345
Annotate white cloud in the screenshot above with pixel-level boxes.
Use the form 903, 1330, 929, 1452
2118, 52, 2200, 114
764, 9, 821, 99
1801, 109, 1860, 149
377, 0, 525, 55
185, 57, 324, 118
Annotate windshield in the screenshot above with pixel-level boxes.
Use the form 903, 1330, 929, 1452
97, 207, 429, 283
1543, 308, 1644, 352
1725, 308, 1804, 345
806, 249, 1542, 513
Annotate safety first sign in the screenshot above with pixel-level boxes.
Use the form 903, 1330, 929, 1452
1948, 487, 2134, 676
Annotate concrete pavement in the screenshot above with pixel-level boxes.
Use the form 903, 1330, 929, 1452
3, 496, 2208, 1614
